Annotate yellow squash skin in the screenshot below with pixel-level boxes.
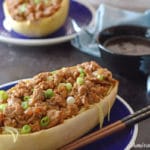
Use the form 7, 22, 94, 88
0, 81, 118, 150
3, 0, 69, 37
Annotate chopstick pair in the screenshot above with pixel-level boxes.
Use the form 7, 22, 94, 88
61, 105, 150, 150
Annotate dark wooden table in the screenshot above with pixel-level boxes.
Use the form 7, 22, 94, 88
0, 42, 149, 149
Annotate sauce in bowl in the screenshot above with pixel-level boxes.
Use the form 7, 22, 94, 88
104, 36, 150, 56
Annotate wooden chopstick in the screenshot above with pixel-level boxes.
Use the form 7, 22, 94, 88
60, 105, 150, 150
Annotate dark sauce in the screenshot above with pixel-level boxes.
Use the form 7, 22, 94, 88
104, 36, 150, 56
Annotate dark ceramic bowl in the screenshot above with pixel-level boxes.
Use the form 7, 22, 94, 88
97, 25, 150, 79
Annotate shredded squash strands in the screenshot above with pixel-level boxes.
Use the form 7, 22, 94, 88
97, 85, 114, 128
98, 102, 104, 129
2, 126, 19, 143
106, 85, 114, 96
106, 85, 114, 121
107, 99, 111, 121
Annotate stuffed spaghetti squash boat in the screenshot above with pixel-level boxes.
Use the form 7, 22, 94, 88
3, 0, 69, 37
0, 61, 118, 150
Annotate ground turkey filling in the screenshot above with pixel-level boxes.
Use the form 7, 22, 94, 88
0, 61, 116, 133
5, 0, 62, 21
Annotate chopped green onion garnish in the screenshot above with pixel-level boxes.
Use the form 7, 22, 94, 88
19, 3, 26, 13
51, 70, 58, 75
79, 72, 85, 77
23, 96, 30, 101
78, 67, 85, 77
44, 0, 49, 4
21, 101, 29, 110
0, 90, 8, 102
97, 74, 104, 81
76, 77, 84, 85
65, 83, 72, 92
34, 0, 41, 4
21, 125, 31, 134
44, 89, 54, 99
47, 76, 53, 81
78, 67, 84, 73
0, 103, 7, 112
40, 116, 50, 127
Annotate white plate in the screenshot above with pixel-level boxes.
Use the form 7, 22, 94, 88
0, 0, 95, 46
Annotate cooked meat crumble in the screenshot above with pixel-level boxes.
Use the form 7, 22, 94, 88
5, 0, 63, 21
0, 61, 117, 133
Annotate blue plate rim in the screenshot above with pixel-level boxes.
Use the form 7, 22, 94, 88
0, 0, 96, 46
0, 80, 138, 150
116, 95, 138, 150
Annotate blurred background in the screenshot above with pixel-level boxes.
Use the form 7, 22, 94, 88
88, 0, 150, 11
